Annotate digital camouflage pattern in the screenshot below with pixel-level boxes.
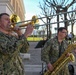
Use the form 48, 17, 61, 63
41, 36, 70, 75
0, 32, 29, 75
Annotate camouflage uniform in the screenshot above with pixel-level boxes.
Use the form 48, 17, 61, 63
0, 32, 29, 75
41, 36, 70, 75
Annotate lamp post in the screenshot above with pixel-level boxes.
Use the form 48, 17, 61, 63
55, 27, 57, 36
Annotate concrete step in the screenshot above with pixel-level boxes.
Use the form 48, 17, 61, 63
24, 65, 43, 72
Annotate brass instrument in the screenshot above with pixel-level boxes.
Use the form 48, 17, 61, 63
44, 44, 76, 75
10, 14, 20, 28
10, 14, 39, 28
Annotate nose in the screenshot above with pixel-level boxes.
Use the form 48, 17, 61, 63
8, 19, 11, 24
8, 19, 11, 26
9, 19, 11, 23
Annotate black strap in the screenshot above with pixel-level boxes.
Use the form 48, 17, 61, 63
59, 43, 62, 57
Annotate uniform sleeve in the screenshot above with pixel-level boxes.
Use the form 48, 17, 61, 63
18, 34, 29, 53
41, 40, 51, 64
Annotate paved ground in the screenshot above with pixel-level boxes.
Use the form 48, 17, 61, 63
23, 42, 43, 75
22, 41, 76, 75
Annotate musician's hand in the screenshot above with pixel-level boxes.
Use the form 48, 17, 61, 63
24, 24, 34, 38
74, 49, 76, 54
13, 26, 22, 36
66, 53, 71, 57
47, 62, 54, 72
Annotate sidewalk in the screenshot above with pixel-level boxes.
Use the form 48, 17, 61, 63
23, 42, 43, 75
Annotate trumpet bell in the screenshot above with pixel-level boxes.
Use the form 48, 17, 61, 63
10, 14, 20, 28
10, 14, 20, 23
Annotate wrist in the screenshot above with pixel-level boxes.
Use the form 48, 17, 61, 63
18, 34, 24, 39
17, 31, 22, 36
24, 32, 28, 38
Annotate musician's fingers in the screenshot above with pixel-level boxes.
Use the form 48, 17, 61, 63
13, 26, 21, 31
74, 49, 76, 53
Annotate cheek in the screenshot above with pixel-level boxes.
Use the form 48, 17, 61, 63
1, 21, 8, 27
2, 21, 5, 24
64, 34, 66, 36
62, 34, 66, 37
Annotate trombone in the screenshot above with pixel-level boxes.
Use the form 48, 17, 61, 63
10, 14, 39, 29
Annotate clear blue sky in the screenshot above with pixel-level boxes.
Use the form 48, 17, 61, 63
23, 0, 42, 20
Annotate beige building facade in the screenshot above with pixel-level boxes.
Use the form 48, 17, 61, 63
0, 0, 25, 21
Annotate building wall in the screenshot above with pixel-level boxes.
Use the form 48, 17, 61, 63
0, 0, 25, 21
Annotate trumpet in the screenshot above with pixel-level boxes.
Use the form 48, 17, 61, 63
10, 14, 39, 28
